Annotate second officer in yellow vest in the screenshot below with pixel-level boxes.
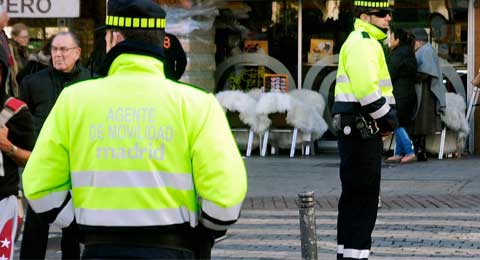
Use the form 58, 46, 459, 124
331, 1, 398, 259
22, 0, 247, 259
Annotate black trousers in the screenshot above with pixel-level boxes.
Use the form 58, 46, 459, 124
19, 205, 80, 260
336, 135, 382, 260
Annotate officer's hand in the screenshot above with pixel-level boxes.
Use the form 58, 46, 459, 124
377, 108, 398, 133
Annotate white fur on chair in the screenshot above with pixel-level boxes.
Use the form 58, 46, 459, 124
426, 92, 469, 156
288, 89, 328, 139
216, 90, 260, 152
216, 90, 258, 129
255, 92, 291, 134
255, 91, 329, 151
441, 93, 470, 140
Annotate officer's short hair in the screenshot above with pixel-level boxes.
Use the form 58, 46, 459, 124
114, 28, 165, 47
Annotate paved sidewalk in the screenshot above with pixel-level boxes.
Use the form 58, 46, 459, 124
13, 154, 480, 259
243, 154, 480, 207
212, 208, 480, 260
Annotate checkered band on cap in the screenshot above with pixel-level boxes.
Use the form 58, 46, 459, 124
105, 16, 166, 29
354, 0, 390, 8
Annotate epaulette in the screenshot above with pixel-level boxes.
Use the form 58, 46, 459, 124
361, 32, 370, 39
0, 97, 27, 125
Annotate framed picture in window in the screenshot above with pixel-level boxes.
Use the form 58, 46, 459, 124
308, 38, 334, 64
263, 74, 288, 93
243, 40, 268, 55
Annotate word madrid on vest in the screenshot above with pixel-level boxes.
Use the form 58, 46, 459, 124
2, 0, 79, 18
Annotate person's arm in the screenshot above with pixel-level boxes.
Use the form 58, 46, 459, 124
22, 91, 73, 228
0, 126, 31, 166
189, 94, 247, 234
347, 39, 397, 133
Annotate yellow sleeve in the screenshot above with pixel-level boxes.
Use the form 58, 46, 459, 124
189, 94, 248, 230
23, 91, 71, 213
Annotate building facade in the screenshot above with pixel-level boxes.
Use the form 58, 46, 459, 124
8, 0, 480, 153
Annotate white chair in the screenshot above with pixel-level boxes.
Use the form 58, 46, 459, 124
433, 92, 470, 159
255, 92, 298, 157
287, 89, 328, 155
216, 90, 260, 157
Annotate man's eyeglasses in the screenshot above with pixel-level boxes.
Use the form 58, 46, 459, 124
367, 10, 392, 18
51, 46, 77, 54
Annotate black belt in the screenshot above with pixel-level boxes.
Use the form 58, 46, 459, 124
333, 114, 379, 139
82, 230, 197, 252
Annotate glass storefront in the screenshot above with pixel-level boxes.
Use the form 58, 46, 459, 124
201, 0, 469, 142
9, 0, 475, 148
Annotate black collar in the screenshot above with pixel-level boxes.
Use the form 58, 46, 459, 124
98, 40, 165, 77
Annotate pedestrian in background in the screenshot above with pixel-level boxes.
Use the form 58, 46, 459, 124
19, 31, 90, 260
411, 28, 446, 161
0, 5, 18, 97
0, 45, 34, 260
17, 37, 52, 84
331, 0, 398, 259
10, 23, 30, 76
22, 0, 247, 259
385, 28, 417, 164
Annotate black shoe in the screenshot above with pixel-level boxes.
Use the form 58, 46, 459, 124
416, 152, 428, 161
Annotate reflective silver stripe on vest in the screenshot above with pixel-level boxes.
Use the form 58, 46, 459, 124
200, 216, 232, 231
369, 102, 390, 119
359, 90, 382, 106
52, 198, 74, 228
201, 199, 242, 221
385, 96, 396, 105
75, 207, 198, 227
335, 93, 357, 102
336, 75, 350, 83
29, 190, 69, 213
379, 79, 393, 88
71, 171, 193, 190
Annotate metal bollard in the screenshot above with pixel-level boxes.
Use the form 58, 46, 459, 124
298, 191, 318, 260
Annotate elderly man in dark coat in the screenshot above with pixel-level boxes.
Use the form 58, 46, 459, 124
411, 28, 447, 161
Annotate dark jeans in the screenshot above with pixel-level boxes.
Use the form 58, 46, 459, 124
19, 206, 80, 260
82, 244, 195, 259
336, 135, 382, 260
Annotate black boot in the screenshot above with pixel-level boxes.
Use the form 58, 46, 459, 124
415, 136, 428, 161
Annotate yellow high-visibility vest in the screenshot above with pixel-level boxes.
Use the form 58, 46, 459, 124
23, 53, 247, 231
333, 18, 395, 120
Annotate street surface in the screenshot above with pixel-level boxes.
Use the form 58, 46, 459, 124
13, 154, 480, 259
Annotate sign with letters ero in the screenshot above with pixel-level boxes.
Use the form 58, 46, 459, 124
1, 0, 80, 18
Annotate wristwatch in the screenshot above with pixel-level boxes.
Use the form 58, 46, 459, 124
6, 144, 17, 156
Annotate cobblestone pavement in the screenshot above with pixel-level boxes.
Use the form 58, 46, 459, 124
12, 155, 480, 259
212, 208, 480, 260
243, 193, 480, 210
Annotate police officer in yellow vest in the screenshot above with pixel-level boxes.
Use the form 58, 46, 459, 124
332, 1, 398, 259
22, 0, 247, 259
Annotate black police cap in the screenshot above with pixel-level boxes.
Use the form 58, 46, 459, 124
104, 0, 166, 30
